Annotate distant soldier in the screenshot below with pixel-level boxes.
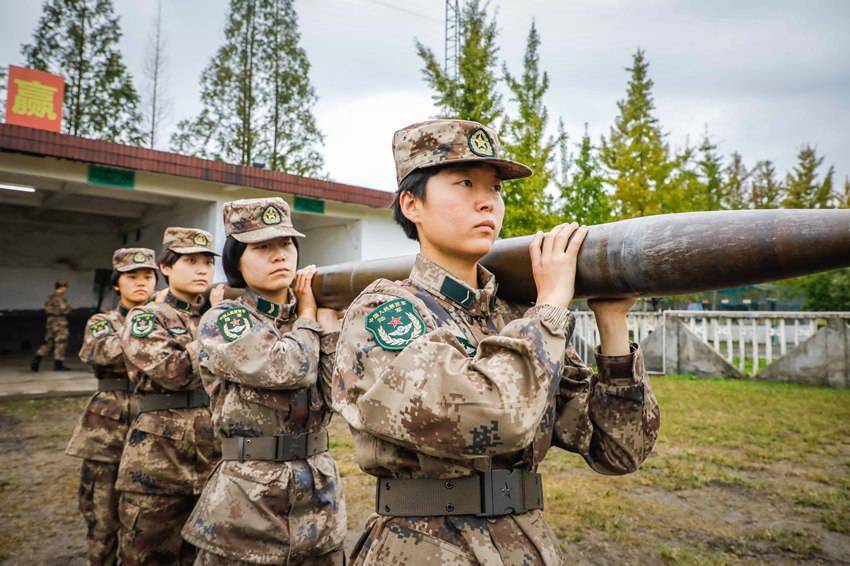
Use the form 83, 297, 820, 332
66, 248, 158, 565
31, 279, 73, 371
116, 228, 221, 565
182, 198, 347, 564
333, 119, 661, 564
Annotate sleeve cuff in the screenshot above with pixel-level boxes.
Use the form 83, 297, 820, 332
525, 304, 573, 333
594, 342, 640, 383
293, 317, 323, 334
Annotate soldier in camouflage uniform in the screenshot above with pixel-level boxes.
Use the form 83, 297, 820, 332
117, 228, 221, 565
182, 198, 346, 565
333, 119, 661, 565
66, 248, 158, 565
32, 280, 73, 371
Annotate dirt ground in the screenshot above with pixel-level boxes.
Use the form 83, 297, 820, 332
1, 376, 849, 565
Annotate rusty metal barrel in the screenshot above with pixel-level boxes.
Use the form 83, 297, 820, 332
313, 209, 850, 309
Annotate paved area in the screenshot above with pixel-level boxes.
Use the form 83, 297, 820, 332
0, 356, 95, 401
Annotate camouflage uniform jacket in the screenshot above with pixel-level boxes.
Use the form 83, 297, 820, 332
182, 290, 346, 563
44, 290, 72, 318
333, 255, 660, 564
66, 305, 138, 463
116, 292, 220, 495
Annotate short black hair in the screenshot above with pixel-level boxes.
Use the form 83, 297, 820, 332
222, 235, 300, 289
391, 167, 438, 241
110, 269, 159, 292
55, 280, 68, 289
157, 249, 214, 284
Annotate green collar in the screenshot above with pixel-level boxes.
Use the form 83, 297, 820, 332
409, 254, 499, 316
165, 292, 194, 313
245, 290, 296, 320
257, 296, 280, 318
439, 276, 475, 309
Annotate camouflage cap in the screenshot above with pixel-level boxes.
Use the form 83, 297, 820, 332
392, 119, 533, 185
162, 227, 218, 255
112, 248, 158, 272
223, 197, 305, 243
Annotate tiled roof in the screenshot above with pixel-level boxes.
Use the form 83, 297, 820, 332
0, 124, 393, 208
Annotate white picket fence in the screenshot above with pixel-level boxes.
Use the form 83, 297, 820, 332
572, 310, 850, 376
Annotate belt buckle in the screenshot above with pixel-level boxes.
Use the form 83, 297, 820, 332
479, 469, 524, 517
277, 433, 307, 461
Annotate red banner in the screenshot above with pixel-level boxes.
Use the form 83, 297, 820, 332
5, 65, 64, 133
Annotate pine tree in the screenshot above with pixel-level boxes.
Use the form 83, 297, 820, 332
749, 160, 782, 208
558, 124, 611, 225
500, 21, 557, 237
21, 0, 144, 144
721, 152, 750, 209
416, 0, 502, 124
695, 131, 724, 210
600, 49, 679, 218
172, 0, 323, 175
143, 0, 171, 149
782, 145, 834, 208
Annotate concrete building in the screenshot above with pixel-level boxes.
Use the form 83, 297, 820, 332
0, 124, 416, 354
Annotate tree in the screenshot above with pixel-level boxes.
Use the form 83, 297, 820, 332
0, 66, 6, 123
600, 49, 679, 218
695, 131, 724, 210
721, 152, 750, 210
782, 145, 834, 208
558, 124, 612, 225
749, 160, 782, 209
416, 0, 502, 124
500, 21, 557, 237
142, 0, 171, 149
172, 0, 323, 175
21, 0, 144, 144
790, 269, 850, 310
841, 177, 850, 208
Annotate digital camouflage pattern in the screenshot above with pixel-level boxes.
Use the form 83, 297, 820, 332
113, 247, 157, 272
333, 255, 661, 565
392, 119, 533, 184
78, 460, 120, 566
223, 197, 305, 243
118, 491, 199, 565
117, 292, 219, 564
67, 306, 136, 565
162, 226, 218, 255
182, 289, 346, 564
35, 289, 72, 360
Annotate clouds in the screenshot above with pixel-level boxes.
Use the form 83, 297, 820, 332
1, 0, 847, 193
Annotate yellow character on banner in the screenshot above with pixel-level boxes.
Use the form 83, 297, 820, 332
12, 79, 58, 120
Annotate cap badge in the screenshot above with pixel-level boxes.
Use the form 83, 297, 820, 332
468, 127, 495, 158
261, 205, 282, 225
193, 233, 208, 246
132, 252, 147, 263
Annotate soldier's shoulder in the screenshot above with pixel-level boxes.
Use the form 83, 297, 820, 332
198, 299, 248, 332
85, 312, 117, 337
352, 278, 419, 309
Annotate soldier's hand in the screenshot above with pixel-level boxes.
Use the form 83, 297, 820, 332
529, 222, 588, 310
317, 308, 343, 333
294, 265, 318, 321
209, 284, 226, 306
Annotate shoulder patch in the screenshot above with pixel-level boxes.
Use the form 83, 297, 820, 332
89, 319, 114, 338
217, 307, 253, 342
366, 298, 426, 351
130, 312, 156, 338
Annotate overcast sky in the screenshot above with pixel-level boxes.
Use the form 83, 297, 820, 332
1, 0, 848, 194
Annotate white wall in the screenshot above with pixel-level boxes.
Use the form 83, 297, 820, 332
359, 213, 418, 261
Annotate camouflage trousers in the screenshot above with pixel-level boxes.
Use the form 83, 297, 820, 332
118, 491, 198, 566
36, 316, 69, 360
195, 547, 345, 565
79, 459, 119, 566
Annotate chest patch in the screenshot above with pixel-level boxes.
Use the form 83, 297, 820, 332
168, 327, 188, 336
130, 312, 156, 338
217, 307, 253, 342
89, 319, 114, 338
366, 298, 426, 351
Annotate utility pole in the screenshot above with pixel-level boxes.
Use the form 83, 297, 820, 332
444, 0, 459, 79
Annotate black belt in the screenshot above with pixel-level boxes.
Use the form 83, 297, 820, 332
220, 430, 329, 462
376, 468, 544, 517
97, 377, 132, 392
137, 389, 209, 413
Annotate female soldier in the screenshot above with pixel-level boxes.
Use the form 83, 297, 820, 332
66, 248, 157, 565
116, 227, 221, 565
181, 197, 346, 565
333, 119, 661, 564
